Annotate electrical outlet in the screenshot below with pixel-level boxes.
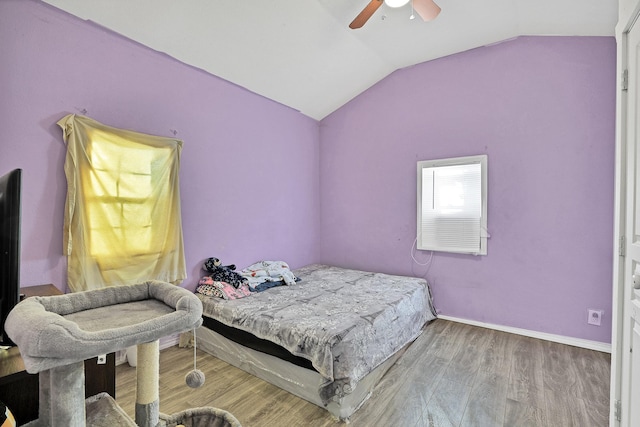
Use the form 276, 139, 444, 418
587, 309, 603, 326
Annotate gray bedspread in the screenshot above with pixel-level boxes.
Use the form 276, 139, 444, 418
198, 264, 436, 403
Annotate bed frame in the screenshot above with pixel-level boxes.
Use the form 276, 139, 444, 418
194, 325, 407, 420
192, 264, 436, 420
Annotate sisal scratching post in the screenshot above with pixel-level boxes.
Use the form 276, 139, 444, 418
135, 340, 160, 427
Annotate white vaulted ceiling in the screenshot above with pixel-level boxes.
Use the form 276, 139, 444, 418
42, 0, 617, 120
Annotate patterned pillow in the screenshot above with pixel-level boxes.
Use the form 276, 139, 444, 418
196, 277, 252, 300
196, 282, 226, 299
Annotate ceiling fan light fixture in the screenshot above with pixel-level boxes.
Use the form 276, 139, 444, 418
413, 0, 441, 21
350, 0, 437, 29
385, 0, 410, 8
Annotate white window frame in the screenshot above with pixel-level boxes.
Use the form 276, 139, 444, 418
417, 155, 488, 255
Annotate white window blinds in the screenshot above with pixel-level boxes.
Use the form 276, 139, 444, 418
417, 155, 487, 255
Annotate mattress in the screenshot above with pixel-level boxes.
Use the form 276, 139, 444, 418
196, 264, 436, 406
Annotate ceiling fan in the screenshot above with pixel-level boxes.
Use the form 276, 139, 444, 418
349, 0, 441, 29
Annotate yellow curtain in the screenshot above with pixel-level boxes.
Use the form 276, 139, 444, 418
58, 114, 186, 292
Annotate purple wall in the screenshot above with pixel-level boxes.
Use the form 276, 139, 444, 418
319, 37, 616, 343
0, 0, 320, 292
0, 1, 616, 344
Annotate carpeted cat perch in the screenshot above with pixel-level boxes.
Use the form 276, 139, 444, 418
5, 280, 241, 427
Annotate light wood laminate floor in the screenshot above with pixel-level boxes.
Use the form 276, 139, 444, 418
115, 319, 611, 427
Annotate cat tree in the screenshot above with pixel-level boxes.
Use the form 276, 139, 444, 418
5, 280, 241, 427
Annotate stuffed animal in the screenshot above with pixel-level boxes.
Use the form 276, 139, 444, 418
203, 257, 247, 288
203, 257, 236, 272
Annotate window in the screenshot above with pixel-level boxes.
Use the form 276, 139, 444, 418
58, 115, 187, 292
84, 130, 162, 259
417, 155, 488, 255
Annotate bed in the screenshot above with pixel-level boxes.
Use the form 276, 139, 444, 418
193, 264, 437, 420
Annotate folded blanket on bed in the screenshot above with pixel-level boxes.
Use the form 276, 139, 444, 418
197, 278, 252, 300
252, 279, 286, 292
240, 260, 297, 290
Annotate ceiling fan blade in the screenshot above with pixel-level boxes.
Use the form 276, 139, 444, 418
349, 0, 384, 29
413, 0, 441, 22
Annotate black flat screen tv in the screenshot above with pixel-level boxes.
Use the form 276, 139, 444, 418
0, 168, 21, 347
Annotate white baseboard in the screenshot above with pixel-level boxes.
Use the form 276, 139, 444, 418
437, 315, 612, 353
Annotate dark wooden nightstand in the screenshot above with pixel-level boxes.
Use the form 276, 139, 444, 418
0, 285, 116, 425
